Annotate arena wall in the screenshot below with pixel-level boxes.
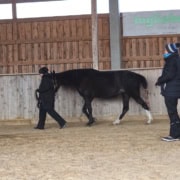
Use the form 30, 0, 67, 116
0, 68, 170, 124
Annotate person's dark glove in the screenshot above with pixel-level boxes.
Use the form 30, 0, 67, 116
37, 101, 41, 108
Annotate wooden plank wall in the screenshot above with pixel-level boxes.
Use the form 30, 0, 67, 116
122, 35, 180, 68
0, 15, 110, 74
0, 68, 171, 123
0, 14, 180, 74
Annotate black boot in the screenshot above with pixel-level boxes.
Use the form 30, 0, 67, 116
34, 126, 44, 130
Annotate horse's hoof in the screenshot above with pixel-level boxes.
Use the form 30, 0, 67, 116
113, 119, 120, 125
146, 121, 152, 125
146, 118, 153, 124
86, 121, 95, 126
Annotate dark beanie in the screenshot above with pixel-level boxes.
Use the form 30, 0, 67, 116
39, 67, 48, 74
165, 43, 178, 53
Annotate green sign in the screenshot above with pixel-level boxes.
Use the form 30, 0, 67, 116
134, 14, 180, 27
123, 10, 180, 36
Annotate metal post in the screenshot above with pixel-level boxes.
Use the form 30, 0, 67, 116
12, 0, 17, 19
91, 0, 99, 69
109, 0, 121, 69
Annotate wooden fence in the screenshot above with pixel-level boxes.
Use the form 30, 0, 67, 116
0, 15, 110, 74
0, 69, 172, 124
0, 14, 180, 74
122, 35, 180, 68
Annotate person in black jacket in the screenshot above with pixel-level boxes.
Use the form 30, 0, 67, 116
156, 43, 180, 141
35, 67, 66, 129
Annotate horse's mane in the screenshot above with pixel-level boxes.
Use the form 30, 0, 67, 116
50, 68, 97, 91
56, 68, 97, 76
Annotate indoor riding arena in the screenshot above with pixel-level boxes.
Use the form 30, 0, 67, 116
0, 116, 180, 179
0, 0, 180, 180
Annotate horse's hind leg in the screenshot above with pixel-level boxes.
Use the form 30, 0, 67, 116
113, 93, 130, 125
134, 96, 153, 124
82, 102, 95, 122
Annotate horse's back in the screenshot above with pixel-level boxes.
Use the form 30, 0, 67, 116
76, 69, 124, 98
57, 68, 147, 98
122, 70, 148, 89
67, 68, 147, 90
94, 70, 148, 97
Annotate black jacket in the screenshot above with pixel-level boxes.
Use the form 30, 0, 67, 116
38, 74, 55, 109
156, 53, 180, 97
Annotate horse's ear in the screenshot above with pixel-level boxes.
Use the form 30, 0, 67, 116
50, 70, 55, 75
52, 70, 56, 76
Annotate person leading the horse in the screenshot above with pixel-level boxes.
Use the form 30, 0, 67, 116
35, 67, 66, 129
155, 43, 180, 142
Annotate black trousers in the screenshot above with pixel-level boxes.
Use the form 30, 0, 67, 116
36, 104, 66, 129
164, 96, 180, 138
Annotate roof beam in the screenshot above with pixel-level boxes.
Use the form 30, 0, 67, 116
0, 0, 63, 4
0, 0, 11, 3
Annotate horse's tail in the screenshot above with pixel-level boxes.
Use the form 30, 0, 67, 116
137, 74, 148, 89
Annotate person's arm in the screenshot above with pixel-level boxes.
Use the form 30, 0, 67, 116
156, 61, 177, 85
37, 77, 52, 94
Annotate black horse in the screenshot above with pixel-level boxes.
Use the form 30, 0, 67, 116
52, 68, 153, 126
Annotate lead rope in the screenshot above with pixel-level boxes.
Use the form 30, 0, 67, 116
50, 71, 57, 92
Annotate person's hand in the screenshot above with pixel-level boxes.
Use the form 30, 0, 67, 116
155, 81, 159, 86
37, 102, 41, 108
36, 89, 39, 93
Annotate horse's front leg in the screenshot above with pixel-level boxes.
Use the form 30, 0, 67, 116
113, 93, 130, 125
83, 97, 95, 126
82, 103, 90, 119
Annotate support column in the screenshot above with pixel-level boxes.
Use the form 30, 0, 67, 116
109, 0, 121, 69
91, 0, 99, 69
12, 0, 17, 19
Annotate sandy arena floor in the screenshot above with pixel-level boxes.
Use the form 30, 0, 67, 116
0, 118, 180, 180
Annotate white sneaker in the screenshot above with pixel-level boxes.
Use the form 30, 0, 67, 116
161, 136, 180, 142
